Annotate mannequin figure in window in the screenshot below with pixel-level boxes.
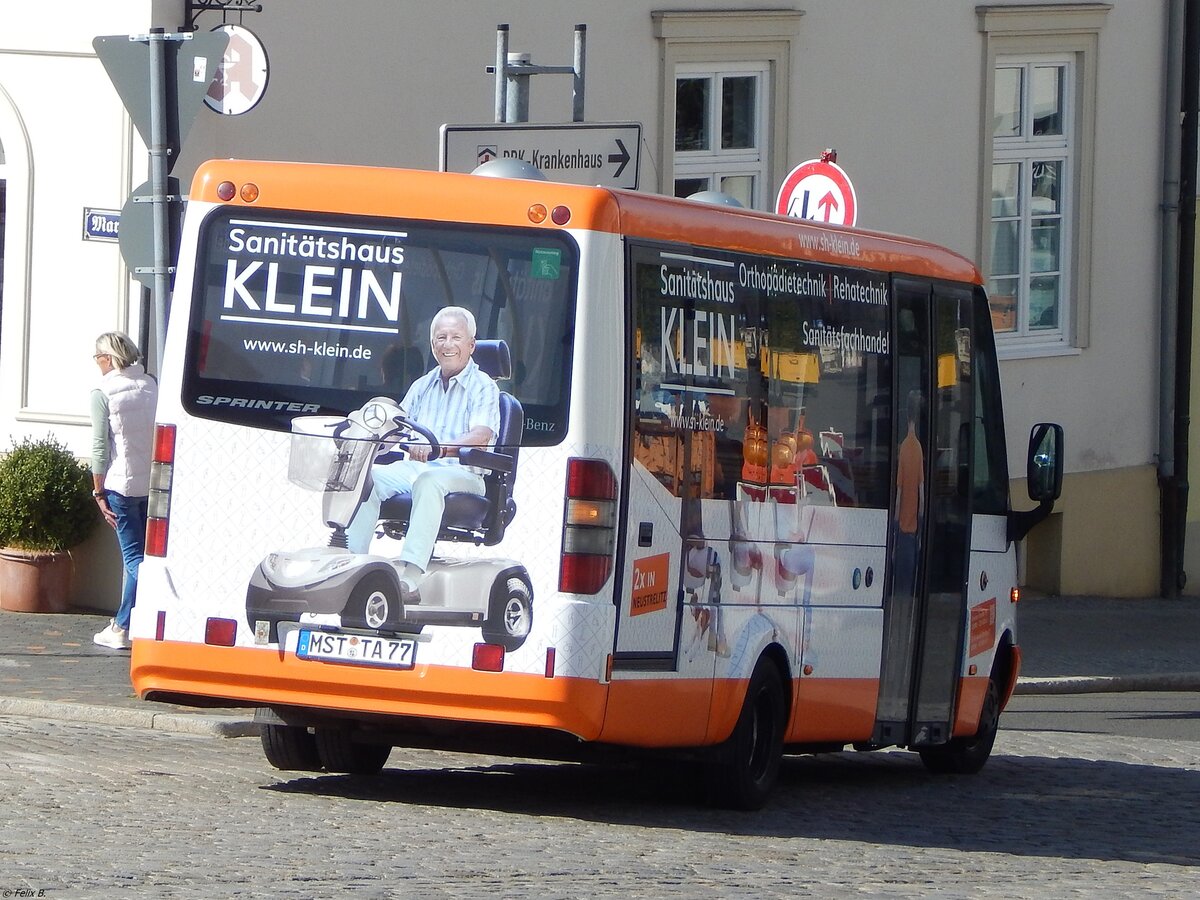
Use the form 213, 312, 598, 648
893, 390, 925, 600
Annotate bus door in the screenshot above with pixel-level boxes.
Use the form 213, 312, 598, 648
614, 242, 743, 675
873, 280, 974, 747
613, 244, 702, 670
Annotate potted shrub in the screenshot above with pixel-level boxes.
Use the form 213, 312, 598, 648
0, 435, 98, 612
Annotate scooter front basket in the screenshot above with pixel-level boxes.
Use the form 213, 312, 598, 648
287, 416, 374, 492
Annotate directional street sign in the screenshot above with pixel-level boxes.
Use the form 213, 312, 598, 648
776, 158, 858, 227
441, 122, 641, 189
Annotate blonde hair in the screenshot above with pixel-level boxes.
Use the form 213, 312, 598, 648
95, 332, 141, 369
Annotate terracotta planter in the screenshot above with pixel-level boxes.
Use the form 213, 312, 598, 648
0, 548, 73, 613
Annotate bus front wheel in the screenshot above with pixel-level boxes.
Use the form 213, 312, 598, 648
919, 677, 1000, 775
709, 655, 786, 810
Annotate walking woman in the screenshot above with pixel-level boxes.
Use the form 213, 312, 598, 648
90, 332, 158, 650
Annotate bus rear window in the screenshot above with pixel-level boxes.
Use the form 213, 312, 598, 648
182, 208, 577, 444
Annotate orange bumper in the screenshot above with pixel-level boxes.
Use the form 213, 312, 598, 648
132, 639, 609, 739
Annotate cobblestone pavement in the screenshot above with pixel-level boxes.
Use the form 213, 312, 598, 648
0, 716, 1197, 899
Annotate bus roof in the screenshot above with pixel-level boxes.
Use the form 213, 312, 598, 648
192, 159, 983, 286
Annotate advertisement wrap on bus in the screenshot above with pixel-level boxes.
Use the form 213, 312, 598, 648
130, 159, 1063, 808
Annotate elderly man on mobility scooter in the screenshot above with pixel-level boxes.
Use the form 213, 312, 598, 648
345, 305, 500, 597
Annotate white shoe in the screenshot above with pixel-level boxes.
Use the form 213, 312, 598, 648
397, 563, 424, 596
93, 619, 131, 650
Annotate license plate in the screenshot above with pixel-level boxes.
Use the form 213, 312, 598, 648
296, 629, 416, 669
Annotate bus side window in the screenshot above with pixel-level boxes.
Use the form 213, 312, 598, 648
632, 293, 691, 497
764, 281, 892, 510
972, 287, 1010, 515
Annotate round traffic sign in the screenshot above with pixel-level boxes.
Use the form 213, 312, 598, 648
775, 159, 858, 227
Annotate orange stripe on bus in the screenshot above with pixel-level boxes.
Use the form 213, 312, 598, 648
191, 160, 621, 234
953, 676, 990, 738
191, 160, 983, 286
132, 641, 608, 740
707, 676, 751, 744
602, 677, 883, 748
599, 677, 717, 746
613, 190, 982, 285
787, 678, 880, 744
1001, 645, 1023, 709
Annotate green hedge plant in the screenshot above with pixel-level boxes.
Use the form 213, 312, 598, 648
0, 436, 98, 554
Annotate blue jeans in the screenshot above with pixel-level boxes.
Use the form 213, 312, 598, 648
106, 492, 148, 630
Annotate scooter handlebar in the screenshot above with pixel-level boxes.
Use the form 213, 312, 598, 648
384, 414, 441, 461
345, 399, 441, 460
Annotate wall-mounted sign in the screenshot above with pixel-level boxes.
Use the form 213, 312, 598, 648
204, 24, 269, 116
441, 122, 642, 189
83, 208, 121, 242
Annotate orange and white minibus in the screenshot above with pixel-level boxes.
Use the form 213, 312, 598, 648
131, 158, 1062, 808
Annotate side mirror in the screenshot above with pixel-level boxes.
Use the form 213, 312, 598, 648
1008, 422, 1064, 543
1027, 422, 1064, 502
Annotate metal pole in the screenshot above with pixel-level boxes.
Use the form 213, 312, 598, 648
572, 24, 586, 122
147, 28, 171, 370
506, 52, 530, 123
494, 25, 509, 123
150, 0, 187, 30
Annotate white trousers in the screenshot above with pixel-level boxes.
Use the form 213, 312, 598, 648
346, 460, 485, 569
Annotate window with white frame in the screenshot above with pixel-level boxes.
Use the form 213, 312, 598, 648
673, 63, 768, 208
977, 4, 1108, 354
652, 9, 802, 212
989, 57, 1072, 341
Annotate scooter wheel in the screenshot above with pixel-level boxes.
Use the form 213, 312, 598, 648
481, 576, 533, 651
342, 571, 401, 631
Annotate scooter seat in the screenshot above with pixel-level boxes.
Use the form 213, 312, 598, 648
379, 493, 490, 532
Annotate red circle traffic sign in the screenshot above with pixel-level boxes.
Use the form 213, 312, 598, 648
775, 159, 858, 227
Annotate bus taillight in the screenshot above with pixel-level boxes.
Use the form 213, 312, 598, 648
559, 458, 617, 594
146, 424, 176, 558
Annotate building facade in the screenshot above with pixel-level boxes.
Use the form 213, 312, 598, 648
0, 1, 1187, 605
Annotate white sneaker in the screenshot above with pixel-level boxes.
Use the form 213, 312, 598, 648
397, 563, 424, 597
93, 619, 131, 650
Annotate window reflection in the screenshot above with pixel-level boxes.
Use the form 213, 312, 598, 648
676, 77, 711, 152
1033, 66, 1063, 135
675, 177, 709, 199
988, 59, 1071, 342
991, 163, 1020, 218
719, 175, 754, 207
993, 67, 1022, 137
721, 76, 757, 149
632, 244, 892, 510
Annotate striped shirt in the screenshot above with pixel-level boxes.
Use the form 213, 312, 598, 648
401, 358, 500, 467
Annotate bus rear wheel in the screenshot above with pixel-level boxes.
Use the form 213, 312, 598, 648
313, 727, 391, 775
709, 656, 786, 810
260, 723, 322, 772
919, 677, 1000, 775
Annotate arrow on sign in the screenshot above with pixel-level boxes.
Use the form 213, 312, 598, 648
817, 191, 839, 222
608, 139, 631, 179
